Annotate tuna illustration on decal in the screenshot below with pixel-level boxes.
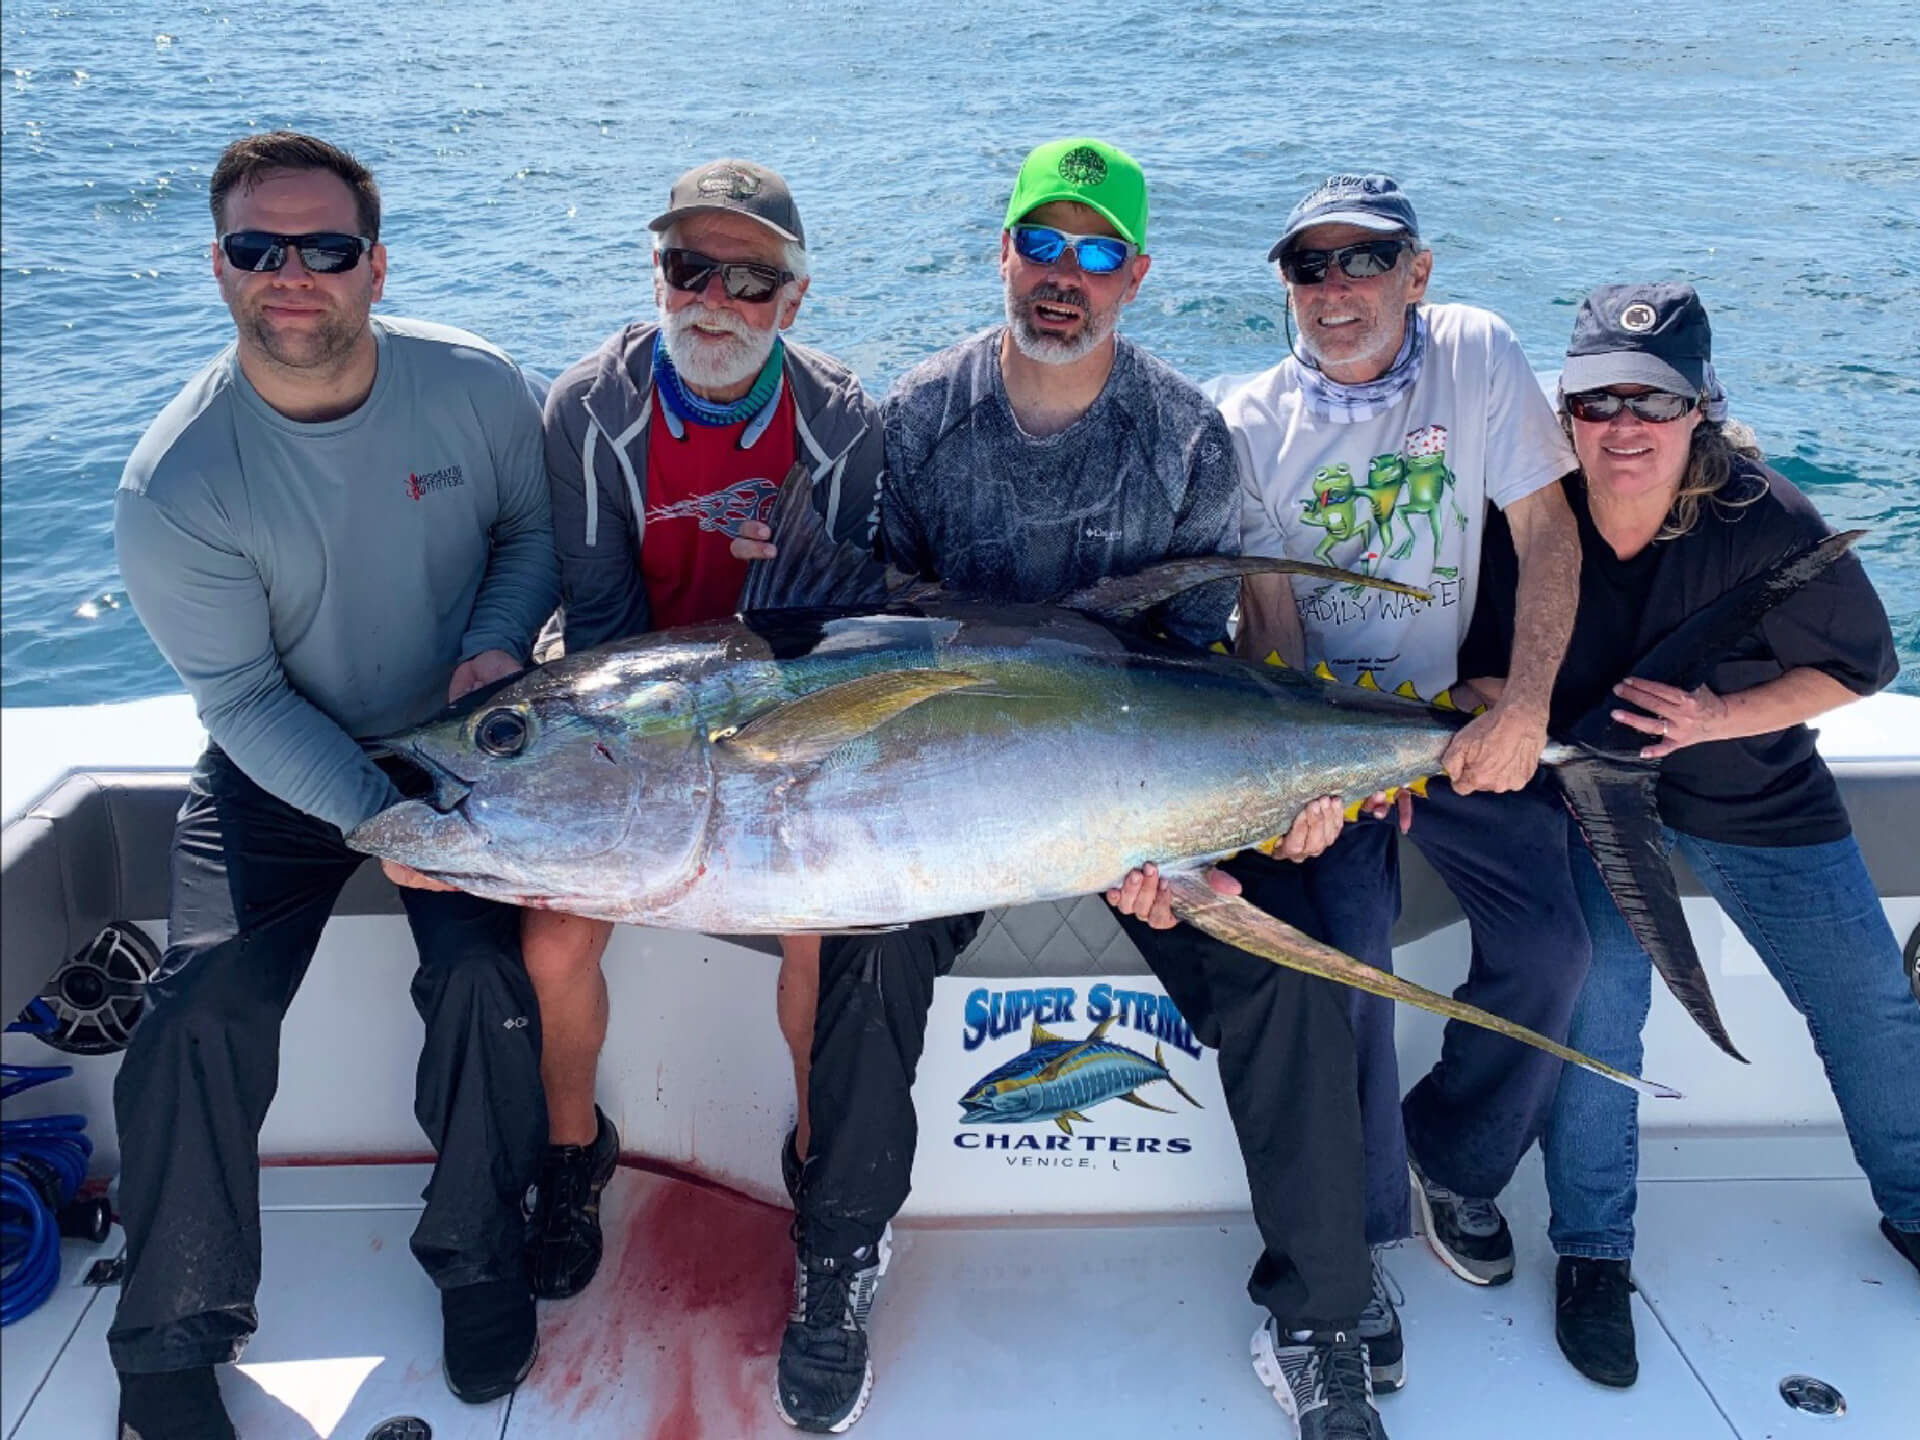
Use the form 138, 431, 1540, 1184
959, 1016, 1202, 1136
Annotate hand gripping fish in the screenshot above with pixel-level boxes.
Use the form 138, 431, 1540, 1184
351, 465, 1863, 1101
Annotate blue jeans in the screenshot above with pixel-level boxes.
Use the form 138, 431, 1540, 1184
1546, 829, 1920, 1260
1308, 778, 1593, 1245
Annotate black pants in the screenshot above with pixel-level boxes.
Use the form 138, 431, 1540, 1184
1308, 778, 1592, 1244
108, 748, 546, 1374
800, 853, 1370, 1332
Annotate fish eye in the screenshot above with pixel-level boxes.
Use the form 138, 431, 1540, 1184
474, 707, 530, 757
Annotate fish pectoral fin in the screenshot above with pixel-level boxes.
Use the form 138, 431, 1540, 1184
721, 669, 989, 765
1036, 1042, 1098, 1081
1158, 871, 1682, 1100
1116, 1090, 1174, 1114
1088, 1016, 1116, 1042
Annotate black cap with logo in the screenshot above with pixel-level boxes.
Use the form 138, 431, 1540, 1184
1561, 282, 1712, 396
648, 159, 805, 247
1268, 174, 1420, 261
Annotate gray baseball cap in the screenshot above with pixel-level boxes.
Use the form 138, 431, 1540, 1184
647, 159, 805, 247
1268, 174, 1419, 262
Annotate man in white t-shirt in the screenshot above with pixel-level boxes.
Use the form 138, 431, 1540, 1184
1222, 174, 1587, 1393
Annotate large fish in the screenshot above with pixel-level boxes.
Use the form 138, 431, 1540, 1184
961, 1016, 1202, 1136
350, 467, 1862, 1099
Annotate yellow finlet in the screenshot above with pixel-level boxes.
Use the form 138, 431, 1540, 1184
1209, 640, 1230, 655
1356, 669, 1382, 691
1343, 798, 1366, 822
1432, 687, 1459, 711
1473, 702, 1489, 716
1409, 777, 1431, 798
1394, 680, 1422, 700
1253, 835, 1281, 856
1264, 650, 1287, 669
1313, 660, 1337, 682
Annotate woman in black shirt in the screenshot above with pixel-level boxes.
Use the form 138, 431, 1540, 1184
1461, 283, 1918, 1389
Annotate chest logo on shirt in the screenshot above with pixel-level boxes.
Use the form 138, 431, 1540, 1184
406, 464, 466, 501
645, 476, 782, 539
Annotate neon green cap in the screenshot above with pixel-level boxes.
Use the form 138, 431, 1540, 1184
1004, 138, 1148, 250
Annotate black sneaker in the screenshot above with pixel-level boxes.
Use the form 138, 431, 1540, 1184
774, 1227, 892, 1432
443, 1278, 539, 1403
527, 1105, 619, 1300
1358, 1245, 1405, 1393
782, 1125, 804, 1206
1250, 1319, 1387, 1440
118, 1366, 236, 1440
1408, 1156, 1513, 1286
1883, 1218, 1920, 1277
1554, 1257, 1638, 1388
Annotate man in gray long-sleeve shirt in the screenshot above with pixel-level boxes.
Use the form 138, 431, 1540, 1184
108, 131, 557, 1440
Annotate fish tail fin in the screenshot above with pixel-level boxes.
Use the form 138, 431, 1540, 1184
1550, 752, 1746, 1062
1154, 1041, 1204, 1109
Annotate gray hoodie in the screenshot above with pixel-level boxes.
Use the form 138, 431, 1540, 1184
543, 321, 884, 651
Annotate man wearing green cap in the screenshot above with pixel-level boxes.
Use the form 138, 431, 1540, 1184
744, 138, 1384, 1440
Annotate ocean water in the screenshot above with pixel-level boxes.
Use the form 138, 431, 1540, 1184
3, 0, 1916, 705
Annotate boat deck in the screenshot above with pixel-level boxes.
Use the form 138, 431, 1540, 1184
5, 1133, 1911, 1440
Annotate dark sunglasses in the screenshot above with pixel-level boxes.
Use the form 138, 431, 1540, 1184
219, 230, 372, 274
1278, 239, 1408, 285
657, 247, 793, 304
1564, 389, 1699, 424
1009, 224, 1136, 275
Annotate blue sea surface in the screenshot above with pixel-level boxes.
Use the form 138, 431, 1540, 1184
3, 0, 1916, 704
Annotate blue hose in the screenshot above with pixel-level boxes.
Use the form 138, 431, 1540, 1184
1, 1055, 93, 1327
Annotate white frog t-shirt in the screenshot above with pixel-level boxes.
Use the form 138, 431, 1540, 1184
1222, 302, 1574, 698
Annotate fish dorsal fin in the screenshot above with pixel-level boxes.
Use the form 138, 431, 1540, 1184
1030, 1021, 1066, 1047
1563, 529, 1864, 753
736, 462, 899, 613
1055, 556, 1429, 624
719, 669, 987, 764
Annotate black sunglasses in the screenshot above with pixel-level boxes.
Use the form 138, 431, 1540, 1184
657, 247, 794, 304
1278, 239, 1408, 285
219, 230, 373, 274
1565, 389, 1699, 424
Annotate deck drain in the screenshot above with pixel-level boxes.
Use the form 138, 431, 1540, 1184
1779, 1375, 1846, 1416
366, 1420, 431, 1440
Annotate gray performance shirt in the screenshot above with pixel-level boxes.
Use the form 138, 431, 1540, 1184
115, 316, 559, 835
880, 328, 1238, 644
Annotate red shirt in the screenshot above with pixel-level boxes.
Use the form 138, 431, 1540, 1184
641, 384, 797, 629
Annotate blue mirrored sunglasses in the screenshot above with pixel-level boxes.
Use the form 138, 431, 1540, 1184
1009, 224, 1135, 275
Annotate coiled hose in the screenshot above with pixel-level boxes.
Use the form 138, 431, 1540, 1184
2, 1001, 103, 1326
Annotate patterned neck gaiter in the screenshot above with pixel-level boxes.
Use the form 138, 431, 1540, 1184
1293, 306, 1428, 424
653, 334, 785, 428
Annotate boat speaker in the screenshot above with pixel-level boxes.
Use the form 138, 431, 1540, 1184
26, 922, 161, 1055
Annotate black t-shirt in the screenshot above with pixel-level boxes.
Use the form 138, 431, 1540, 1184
1460, 456, 1899, 846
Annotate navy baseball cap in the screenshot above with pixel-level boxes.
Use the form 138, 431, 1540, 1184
1268, 174, 1419, 262
1561, 282, 1712, 397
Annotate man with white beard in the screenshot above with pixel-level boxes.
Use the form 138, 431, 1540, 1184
525, 159, 883, 1304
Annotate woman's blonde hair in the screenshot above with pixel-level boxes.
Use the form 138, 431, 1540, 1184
1562, 408, 1767, 541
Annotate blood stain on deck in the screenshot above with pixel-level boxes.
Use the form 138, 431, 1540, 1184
533, 1168, 794, 1437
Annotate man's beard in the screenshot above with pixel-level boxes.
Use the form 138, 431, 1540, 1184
1005, 281, 1117, 365
239, 299, 365, 373
660, 301, 778, 392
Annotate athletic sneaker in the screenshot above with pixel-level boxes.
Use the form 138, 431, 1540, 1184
1554, 1257, 1637, 1388
1359, 1245, 1405, 1393
1883, 1217, 1920, 1277
1250, 1319, 1387, 1440
775, 1227, 892, 1432
1408, 1155, 1513, 1286
118, 1366, 236, 1440
527, 1105, 619, 1300
442, 1278, 539, 1403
